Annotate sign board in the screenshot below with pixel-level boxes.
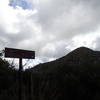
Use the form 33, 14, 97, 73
5, 47, 35, 59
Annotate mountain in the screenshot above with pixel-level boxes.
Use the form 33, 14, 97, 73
32, 47, 100, 73
29, 47, 100, 100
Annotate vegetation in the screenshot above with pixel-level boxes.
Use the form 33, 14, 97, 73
0, 47, 100, 100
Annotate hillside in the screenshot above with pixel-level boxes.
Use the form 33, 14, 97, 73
1, 47, 100, 100
30, 47, 100, 100
32, 47, 100, 73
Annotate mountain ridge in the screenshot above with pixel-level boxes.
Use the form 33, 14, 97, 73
32, 46, 100, 72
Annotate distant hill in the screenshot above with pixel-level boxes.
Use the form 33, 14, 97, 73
32, 47, 100, 72
30, 47, 100, 100
1, 47, 100, 100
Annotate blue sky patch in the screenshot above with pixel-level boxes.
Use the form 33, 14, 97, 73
9, 0, 32, 9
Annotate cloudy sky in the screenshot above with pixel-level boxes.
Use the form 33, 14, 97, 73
1, 0, 100, 66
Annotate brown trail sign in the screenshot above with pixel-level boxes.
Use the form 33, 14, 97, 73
5, 47, 35, 100
5, 47, 35, 59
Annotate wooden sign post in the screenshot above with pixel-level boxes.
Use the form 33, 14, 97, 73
5, 47, 35, 100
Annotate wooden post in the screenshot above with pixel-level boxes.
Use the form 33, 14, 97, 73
19, 58, 22, 100
30, 72, 34, 100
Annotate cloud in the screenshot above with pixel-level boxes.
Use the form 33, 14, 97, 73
0, 0, 38, 48
1, 0, 100, 65
37, 0, 100, 38
40, 40, 70, 58
30, 0, 100, 56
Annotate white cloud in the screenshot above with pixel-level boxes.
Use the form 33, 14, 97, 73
37, 0, 100, 38
0, 0, 19, 33
0, 0, 39, 48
